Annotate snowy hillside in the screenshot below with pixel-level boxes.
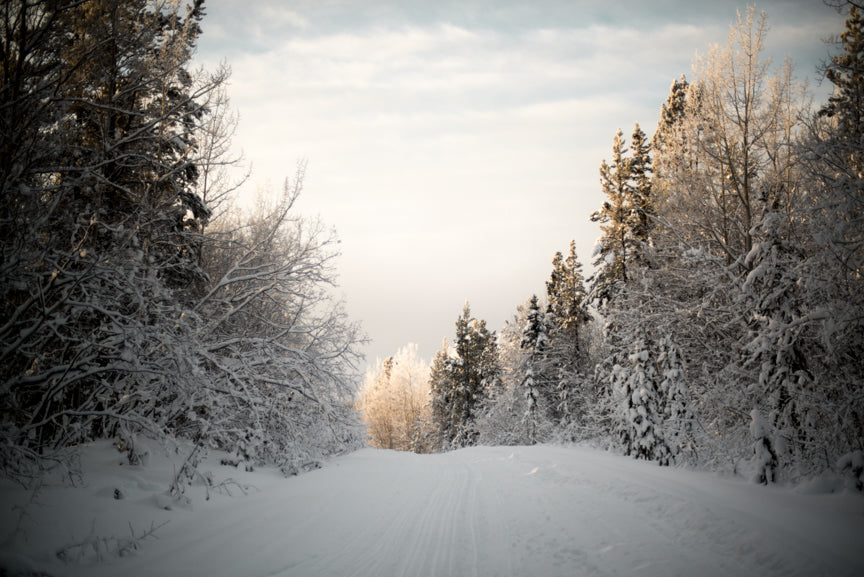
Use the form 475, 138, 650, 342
1, 442, 862, 577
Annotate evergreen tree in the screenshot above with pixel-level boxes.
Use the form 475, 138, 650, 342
629, 123, 654, 256
821, 3, 864, 151
520, 295, 548, 444
620, 339, 671, 465
651, 75, 690, 161
545, 241, 591, 425
429, 304, 500, 449
590, 128, 634, 308
802, 2, 864, 485
429, 340, 453, 449
741, 205, 817, 482
656, 335, 694, 462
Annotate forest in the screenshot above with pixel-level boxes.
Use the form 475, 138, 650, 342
358, 5, 864, 488
0, 0, 366, 488
0, 0, 862, 495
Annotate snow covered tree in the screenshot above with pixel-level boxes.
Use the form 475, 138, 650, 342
801, 2, 864, 483
590, 121, 657, 309
429, 339, 454, 449
476, 298, 549, 446
619, 340, 672, 465
545, 241, 592, 428
652, 75, 690, 165
192, 172, 366, 473
740, 204, 815, 484
360, 358, 397, 450
429, 303, 500, 449
655, 7, 809, 272
0, 0, 220, 474
622, 7, 821, 480
656, 335, 694, 462
357, 345, 433, 453
590, 129, 634, 308
629, 123, 654, 254
519, 295, 548, 444
0, 2, 366, 485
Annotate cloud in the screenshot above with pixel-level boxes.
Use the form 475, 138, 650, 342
194, 0, 845, 364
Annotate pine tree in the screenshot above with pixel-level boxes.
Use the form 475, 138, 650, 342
429, 340, 453, 449
652, 75, 690, 161
545, 241, 591, 425
629, 123, 654, 257
591, 129, 634, 309
656, 335, 694, 462
520, 295, 548, 444
821, 4, 864, 150
430, 304, 500, 449
741, 206, 815, 482
802, 2, 864, 484
621, 339, 671, 465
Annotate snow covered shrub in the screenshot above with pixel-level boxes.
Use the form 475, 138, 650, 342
836, 451, 863, 492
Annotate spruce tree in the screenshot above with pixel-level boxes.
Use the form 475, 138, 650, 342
545, 241, 591, 424
741, 207, 813, 483
621, 339, 671, 465
590, 128, 636, 308
651, 75, 690, 166
656, 335, 693, 461
804, 2, 864, 483
430, 304, 500, 448
429, 340, 454, 449
821, 4, 864, 152
520, 295, 548, 444
629, 123, 654, 257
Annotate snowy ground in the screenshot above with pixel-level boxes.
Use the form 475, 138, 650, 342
1, 442, 862, 577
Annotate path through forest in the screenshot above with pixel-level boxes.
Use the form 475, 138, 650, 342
1, 444, 863, 577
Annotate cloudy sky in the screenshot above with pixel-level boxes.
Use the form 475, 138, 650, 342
192, 0, 846, 368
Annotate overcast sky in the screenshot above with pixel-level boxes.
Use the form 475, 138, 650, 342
193, 0, 846, 368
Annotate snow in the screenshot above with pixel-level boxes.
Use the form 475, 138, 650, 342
2, 442, 863, 577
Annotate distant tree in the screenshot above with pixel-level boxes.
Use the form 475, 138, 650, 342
360, 358, 397, 450
476, 298, 547, 446
429, 340, 454, 449
358, 345, 433, 453
429, 303, 500, 449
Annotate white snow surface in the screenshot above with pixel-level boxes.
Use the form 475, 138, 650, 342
2, 441, 863, 577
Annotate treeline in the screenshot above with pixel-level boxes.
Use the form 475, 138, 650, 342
0, 0, 364, 488
359, 5, 864, 487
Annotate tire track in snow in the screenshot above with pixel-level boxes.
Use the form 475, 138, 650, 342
289, 452, 516, 577
64, 445, 864, 577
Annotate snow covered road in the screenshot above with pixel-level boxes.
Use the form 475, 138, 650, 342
2, 444, 863, 577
